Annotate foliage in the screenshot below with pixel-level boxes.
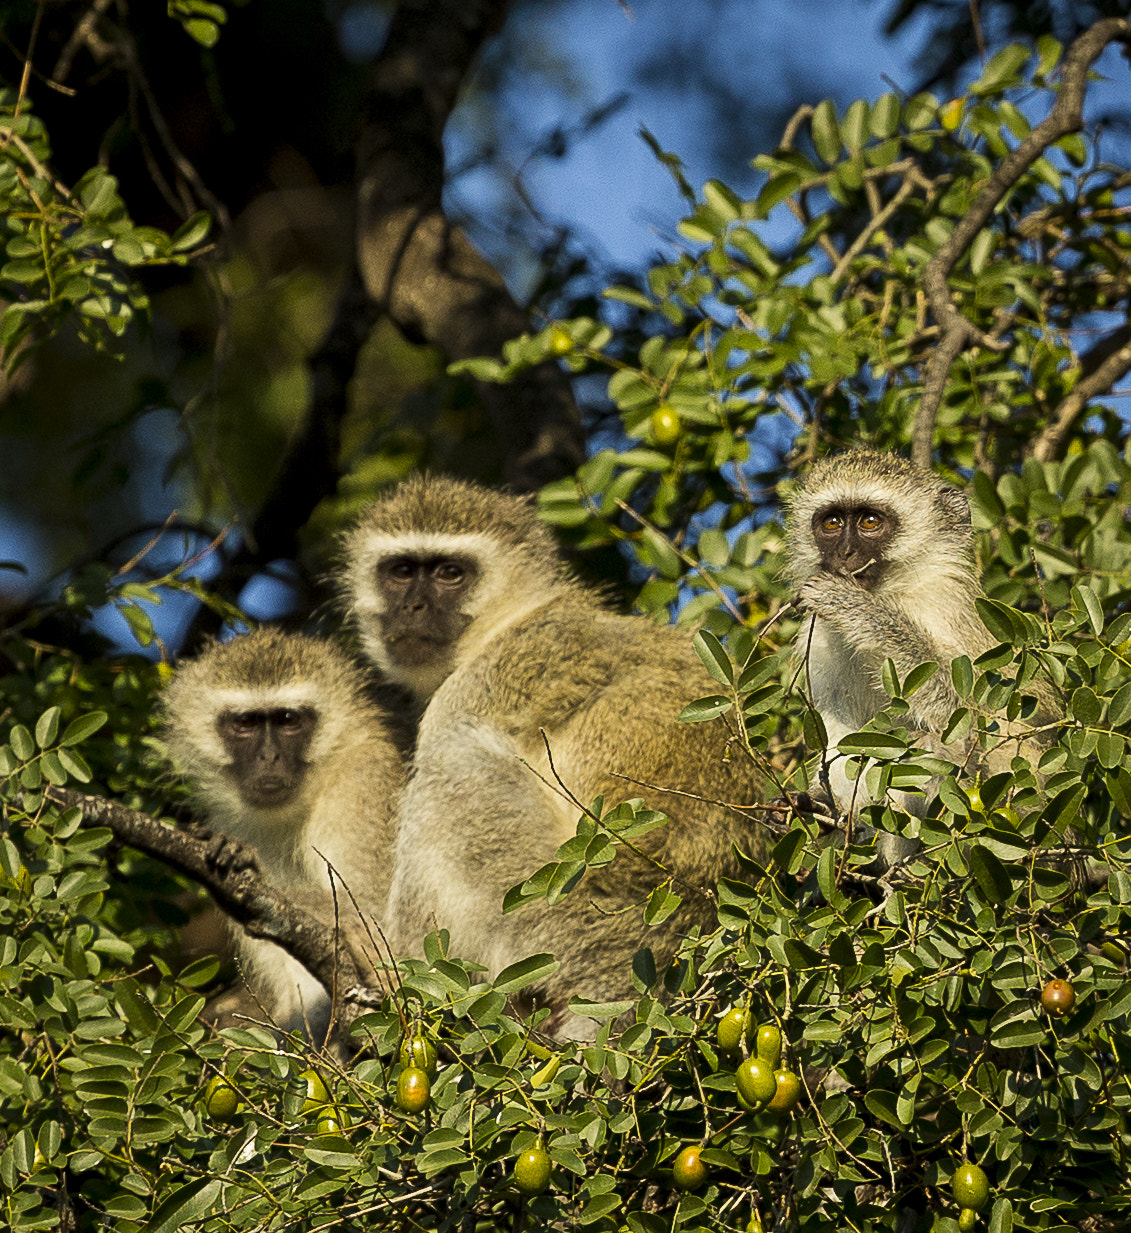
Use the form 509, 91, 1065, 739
0, 87, 211, 367
2, 22, 1131, 1233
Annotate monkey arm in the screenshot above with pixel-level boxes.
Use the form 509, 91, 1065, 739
45, 787, 377, 1028
800, 573, 961, 732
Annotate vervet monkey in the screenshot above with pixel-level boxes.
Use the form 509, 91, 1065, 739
342, 475, 764, 1039
785, 449, 1042, 857
162, 628, 404, 1040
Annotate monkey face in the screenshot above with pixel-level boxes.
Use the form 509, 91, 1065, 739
218, 707, 317, 808
811, 504, 897, 589
375, 554, 477, 667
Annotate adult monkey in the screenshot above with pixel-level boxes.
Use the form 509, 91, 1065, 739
163, 628, 404, 1042
785, 449, 1045, 858
342, 475, 765, 1039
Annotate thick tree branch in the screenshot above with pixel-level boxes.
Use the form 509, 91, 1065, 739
45, 787, 379, 1034
911, 17, 1131, 469
356, 0, 584, 490
1030, 324, 1131, 462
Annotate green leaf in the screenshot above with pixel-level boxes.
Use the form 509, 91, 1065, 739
142, 1178, 221, 1233
1071, 584, 1104, 636
692, 630, 733, 686
170, 211, 211, 252
870, 93, 900, 138
9, 725, 33, 761
35, 707, 61, 748
968, 844, 1011, 901
493, 953, 559, 994
679, 695, 733, 722
840, 99, 869, 152
810, 99, 841, 164
566, 997, 635, 1021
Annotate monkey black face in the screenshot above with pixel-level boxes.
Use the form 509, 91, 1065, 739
217, 707, 317, 808
375, 555, 477, 667
812, 504, 897, 589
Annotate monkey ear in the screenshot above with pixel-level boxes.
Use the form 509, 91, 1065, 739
940, 488, 971, 529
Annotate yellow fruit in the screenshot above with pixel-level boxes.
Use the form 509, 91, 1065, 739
716, 1007, 751, 1052
650, 404, 681, 445
952, 1162, 990, 1211
940, 98, 965, 132
766, 1069, 802, 1114
736, 1056, 777, 1108
1040, 977, 1076, 1016
746, 1215, 764, 1233
755, 1023, 782, 1068
547, 327, 574, 356
299, 1068, 330, 1114
672, 1144, 709, 1191
399, 1034, 437, 1077
958, 1209, 979, 1231
395, 1066, 431, 1113
513, 1143, 551, 1195
203, 1076, 239, 1121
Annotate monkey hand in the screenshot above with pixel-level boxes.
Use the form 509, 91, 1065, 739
798, 571, 868, 615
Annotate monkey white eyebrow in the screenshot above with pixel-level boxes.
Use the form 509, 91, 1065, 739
358, 531, 501, 560
209, 686, 323, 710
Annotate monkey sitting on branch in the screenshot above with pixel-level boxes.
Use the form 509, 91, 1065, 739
785, 449, 1050, 865
341, 474, 766, 1040
162, 628, 405, 1043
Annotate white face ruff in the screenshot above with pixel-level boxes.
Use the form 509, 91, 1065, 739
345, 528, 542, 681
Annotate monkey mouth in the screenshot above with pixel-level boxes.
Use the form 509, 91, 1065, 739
241, 779, 298, 808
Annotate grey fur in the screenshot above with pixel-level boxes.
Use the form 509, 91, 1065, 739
343, 475, 766, 1040
162, 628, 404, 1040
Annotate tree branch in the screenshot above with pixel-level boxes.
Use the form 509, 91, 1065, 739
1030, 324, 1131, 462
911, 17, 1131, 469
45, 787, 377, 1034
355, 0, 584, 490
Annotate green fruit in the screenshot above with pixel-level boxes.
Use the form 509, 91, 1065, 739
547, 327, 574, 356
650, 404, 681, 445
203, 1076, 239, 1121
766, 1069, 802, 1114
315, 1107, 350, 1136
399, 1034, 437, 1077
746, 1215, 764, 1233
755, 1023, 782, 1068
965, 785, 984, 814
958, 1209, 979, 1231
952, 1162, 990, 1211
736, 1056, 777, 1108
991, 805, 1021, 829
716, 1007, 751, 1052
513, 1144, 551, 1195
672, 1144, 709, 1191
395, 1066, 431, 1114
299, 1068, 330, 1114
1041, 977, 1076, 1015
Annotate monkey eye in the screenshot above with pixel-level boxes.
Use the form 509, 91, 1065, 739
228, 712, 262, 736
382, 558, 417, 583
819, 513, 845, 533
434, 561, 466, 585
274, 709, 304, 731
858, 511, 885, 534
